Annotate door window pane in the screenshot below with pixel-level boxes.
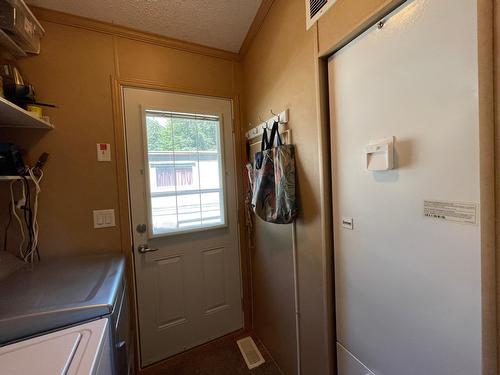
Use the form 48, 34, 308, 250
146, 110, 225, 235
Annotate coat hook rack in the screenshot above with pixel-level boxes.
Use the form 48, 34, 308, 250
258, 115, 269, 129
246, 109, 289, 140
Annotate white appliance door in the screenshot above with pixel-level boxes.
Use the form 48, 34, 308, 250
328, 0, 483, 374
0, 319, 111, 375
123, 87, 243, 366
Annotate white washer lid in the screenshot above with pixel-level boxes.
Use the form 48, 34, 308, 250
0, 319, 108, 375
0, 332, 81, 374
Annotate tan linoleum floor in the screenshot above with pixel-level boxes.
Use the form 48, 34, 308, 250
149, 337, 282, 375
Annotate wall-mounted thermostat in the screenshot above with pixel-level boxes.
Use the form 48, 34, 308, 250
366, 136, 394, 171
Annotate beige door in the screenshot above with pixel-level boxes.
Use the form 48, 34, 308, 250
123, 87, 243, 367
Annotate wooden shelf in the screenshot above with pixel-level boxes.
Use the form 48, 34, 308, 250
0, 176, 30, 181
0, 96, 54, 129
0, 29, 26, 58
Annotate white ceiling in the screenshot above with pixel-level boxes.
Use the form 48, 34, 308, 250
27, 0, 262, 52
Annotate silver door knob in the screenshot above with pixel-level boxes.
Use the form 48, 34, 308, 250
138, 244, 159, 253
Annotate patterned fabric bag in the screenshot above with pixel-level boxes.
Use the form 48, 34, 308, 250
251, 121, 297, 224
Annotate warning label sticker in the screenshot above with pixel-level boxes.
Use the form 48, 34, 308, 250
424, 200, 477, 225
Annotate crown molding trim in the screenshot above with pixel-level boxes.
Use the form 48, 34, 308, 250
31, 6, 240, 61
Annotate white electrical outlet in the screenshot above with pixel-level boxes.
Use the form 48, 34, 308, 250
93, 209, 115, 228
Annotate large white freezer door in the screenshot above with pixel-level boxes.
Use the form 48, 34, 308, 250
328, 0, 489, 374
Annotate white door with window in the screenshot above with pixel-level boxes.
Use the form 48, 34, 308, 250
123, 87, 243, 366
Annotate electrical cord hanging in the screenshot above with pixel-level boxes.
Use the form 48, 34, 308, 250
2, 150, 48, 262
24, 167, 43, 263
9, 179, 26, 258
21, 176, 32, 259
3, 201, 13, 252
5, 157, 47, 263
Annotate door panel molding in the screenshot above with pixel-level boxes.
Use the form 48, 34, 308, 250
123, 86, 244, 366
111, 77, 252, 371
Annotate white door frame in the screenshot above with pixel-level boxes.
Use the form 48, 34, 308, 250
111, 80, 250, 371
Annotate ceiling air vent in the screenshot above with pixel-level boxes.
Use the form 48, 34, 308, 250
306, 0, 337, 30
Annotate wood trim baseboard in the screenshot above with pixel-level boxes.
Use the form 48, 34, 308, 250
313, 23, 335, 375
110, 76, 142, 375
117, 77, 233, 100
31, 6, 239, 62
238, 0, 275, 58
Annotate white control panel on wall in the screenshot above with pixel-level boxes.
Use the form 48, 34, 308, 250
366, 137, 394, 171
93, 209, 115, 228
96, 143, 111, 162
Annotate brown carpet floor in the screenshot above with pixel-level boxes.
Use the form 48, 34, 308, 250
149, 337, 282, 375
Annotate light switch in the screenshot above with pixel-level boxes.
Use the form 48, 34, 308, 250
97, 143, 111, 162
93, 209, 115, 228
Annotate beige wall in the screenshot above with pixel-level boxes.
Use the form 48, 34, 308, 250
242, 0, 327, 374
240, 0, 420, 374
0, 19, 238, 257
317, 0, 405, 55
1, 22, 119, 255
2, 1, 496, 374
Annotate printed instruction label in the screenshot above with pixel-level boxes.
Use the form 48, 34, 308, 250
424, 200, 477, 225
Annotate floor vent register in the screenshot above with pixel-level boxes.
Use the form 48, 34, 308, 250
236, 337, 266, 370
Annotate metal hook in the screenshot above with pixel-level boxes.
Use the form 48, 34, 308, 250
259, 114, 269, 130
270, 109, 281, 123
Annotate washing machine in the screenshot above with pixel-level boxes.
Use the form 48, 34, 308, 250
0, 318, 112, 375
0, 252, 130, 375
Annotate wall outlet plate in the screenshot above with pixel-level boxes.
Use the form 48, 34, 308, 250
93, 209, 115, 228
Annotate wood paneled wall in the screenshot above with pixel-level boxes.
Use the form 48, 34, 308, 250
0, 18, 239, 258
2, 1, 497, 374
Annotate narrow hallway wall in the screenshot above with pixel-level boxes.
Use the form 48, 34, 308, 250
241, 0, 329, 373
240, 0, 413, 374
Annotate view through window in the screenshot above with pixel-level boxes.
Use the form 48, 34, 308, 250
145, 110, 225, 235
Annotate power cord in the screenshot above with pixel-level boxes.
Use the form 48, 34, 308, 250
5, 152, 48, 263
24, 167, 43, 263
3, 201, 13, 252
9, 179, 26, 258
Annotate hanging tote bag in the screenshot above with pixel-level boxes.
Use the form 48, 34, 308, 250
251, 121, 297, 224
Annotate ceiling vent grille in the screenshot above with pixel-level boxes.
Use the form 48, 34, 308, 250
306, 0, 337, 29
